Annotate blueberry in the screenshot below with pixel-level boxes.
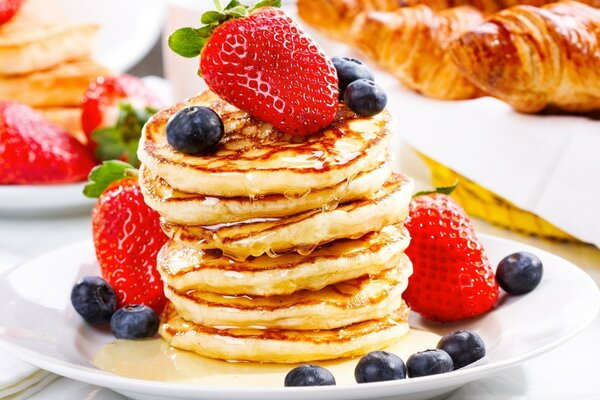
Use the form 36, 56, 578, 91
166, 106, 224, 154
110, 305, 159, 339
344, 79, 387, 117
332, 56, 374, 95
354, 351, 406, 383
437, 330, 485, 370
70, 276, 116, 325
284, 364, 336, 387
406, 349, 454, 378
496, 251, 543, 295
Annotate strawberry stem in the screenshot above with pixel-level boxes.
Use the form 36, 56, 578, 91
413, 181, 459, 198
213, 0, 223, 11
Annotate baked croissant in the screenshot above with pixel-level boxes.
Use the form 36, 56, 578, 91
450, 1, 600, 113
351, 6, 485, 99
400, 0, 600, 13
297, 0, 403, 41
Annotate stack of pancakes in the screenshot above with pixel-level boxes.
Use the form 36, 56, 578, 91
0, 0, 110, 141
138, 90, 415, 363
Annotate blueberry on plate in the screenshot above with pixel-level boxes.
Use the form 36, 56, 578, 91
284, 364, 336, 387
406, 349, 454, 378
111, 305, 159, 339
437, 330, 485, 370
496, 251, 543, 295
70, 276, 116, 325
344, 79, 387, 117
332, 56, 374, 94
166, 106, 224, 154
355, 351, 406, 383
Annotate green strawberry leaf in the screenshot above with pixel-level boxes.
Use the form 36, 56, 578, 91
224, 0, 242, 10
92, 102, 157, 167
413, 181, 459, 198
201, 10, 226, 24
250, 0, 281, 11
226, 5, 249, 17
83, 160, 137, 198
169, 0, 281, 61
168, 27, 206, 58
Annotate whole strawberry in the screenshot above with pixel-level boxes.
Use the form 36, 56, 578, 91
403, 188, 499, 322
81, 75, 161, 165
0, 0, 23, 25
84, 161, 168, 313
169, 0, 339, 136
0, 101, 95, 184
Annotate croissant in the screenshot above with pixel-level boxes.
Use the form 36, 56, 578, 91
450, 1, 600, 113
400, 0, 600, 13
297, 0, 403, 41
351, 6, 485, 99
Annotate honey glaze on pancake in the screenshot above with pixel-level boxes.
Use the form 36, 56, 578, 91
161, 301, 409, 344
139, 91, 392, 195
159, 173, 413, 260
158, 301, 411, 362
163, 258, 411, 330
161, 225, 408, 276
139, 161, 391, 225
144, 90, 385, 172
169, 262, 409, 313
157, 225, 410, 296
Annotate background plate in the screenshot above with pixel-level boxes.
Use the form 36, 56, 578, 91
0, 235, 597, 400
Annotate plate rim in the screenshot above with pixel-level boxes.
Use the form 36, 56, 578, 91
0, 234, 598, 398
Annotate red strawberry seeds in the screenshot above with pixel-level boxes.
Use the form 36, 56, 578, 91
0, 101, 95, 184
91, 176, 168, 313
403, 193, 499, 322
170, 4, 339, 136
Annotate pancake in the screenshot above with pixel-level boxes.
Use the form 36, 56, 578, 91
0, 0, 66, 35
161, 173, 413, 260
138, 90, 392, 197
165, 255, 411, 330
159, 301, 410, 363
0, 23, 98, 75
158, 224, 410, 296
141, 161, 391, 225
0, 59, 111, 107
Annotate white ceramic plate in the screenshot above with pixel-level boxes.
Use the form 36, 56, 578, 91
0, 235, 597, 400
0, 183, 95, 216
55, 0, 166, 73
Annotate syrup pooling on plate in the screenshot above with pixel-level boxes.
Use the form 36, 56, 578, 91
93, 329, 441, 385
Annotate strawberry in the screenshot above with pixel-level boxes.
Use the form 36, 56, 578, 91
403, 187, 499, 322
168, 0, 339, 136
0, 0, 23, 25
84, 161, 168, 313
81, 75, 162, 165
0, 101, 95, 184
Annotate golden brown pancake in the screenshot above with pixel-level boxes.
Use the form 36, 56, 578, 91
138, 90, 392, 197
158, 224, 410, 296
161, 173, 413, 260
165, 256, 411, 330
159, 301, 410, 363
0, 59, 111, 107
140, 162, 391, 225
0, 0, 98, 75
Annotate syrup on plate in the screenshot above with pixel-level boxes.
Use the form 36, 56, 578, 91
94, 329, 440, 387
